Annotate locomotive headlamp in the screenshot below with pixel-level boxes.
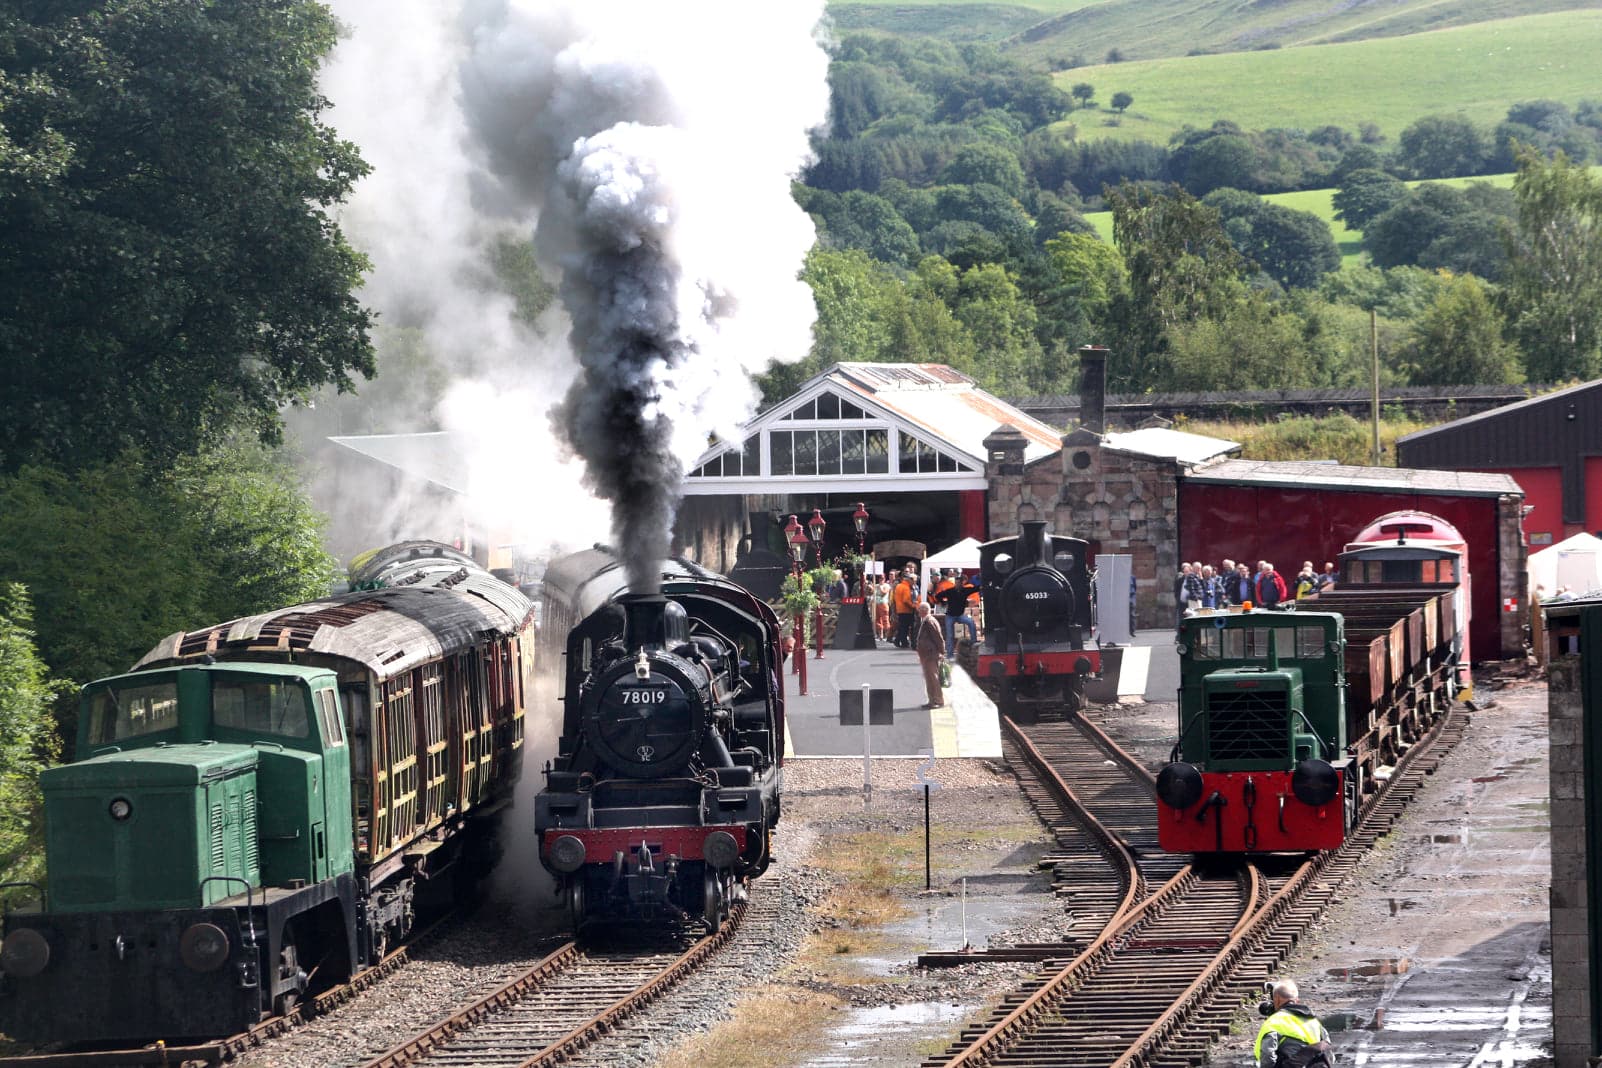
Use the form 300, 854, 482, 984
1155, 762, 1205, 810
550, 834, 587, 873
703, 830, 739, 870
178, 922, 230, 973
635, 649, 651, 680
108, 797, 132, 822
0, 928, 50, 977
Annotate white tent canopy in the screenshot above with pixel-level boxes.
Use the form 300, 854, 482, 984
1530, 532, 1602, 598
920, 537, 983, 599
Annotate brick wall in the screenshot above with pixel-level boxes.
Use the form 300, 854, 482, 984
1548, 654, 1591, 1068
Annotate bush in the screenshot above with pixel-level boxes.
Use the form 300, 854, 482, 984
0, 584, 65, 905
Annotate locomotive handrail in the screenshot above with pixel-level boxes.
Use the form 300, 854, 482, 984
199, 877, 256, 945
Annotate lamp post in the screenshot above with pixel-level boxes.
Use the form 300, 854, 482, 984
852, 502, 877, 649
784, 514, 809, 695
808, 509, 827, 660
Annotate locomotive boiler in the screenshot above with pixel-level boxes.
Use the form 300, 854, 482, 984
534, 549, 785, 932
0, 542, 532, 1044
976, 520, 1101, 720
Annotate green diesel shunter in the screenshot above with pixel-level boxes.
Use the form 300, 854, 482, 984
0, 544, 534, 1044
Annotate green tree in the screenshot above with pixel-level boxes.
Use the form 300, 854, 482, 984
946, 262, 1043, 393
939, 143, 1027, 200
1111, 92, 1133, 115
1332, 169, 1409, 230
0, 445, 338, 692
0, 1, 375, 473
1395, 114, 1490, 179
0, 584, 63, 896
1039, 231, 1128, 357
1103, 182, 1249, 390
1503, 147, 1602, 381
1401, 274, 1523, 386
1180, 134, 1259, 196
1071, 83, 1095, 108
1165, 295, 1316, 390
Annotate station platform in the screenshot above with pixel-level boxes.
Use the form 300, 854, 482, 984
779, 629, 1178, 760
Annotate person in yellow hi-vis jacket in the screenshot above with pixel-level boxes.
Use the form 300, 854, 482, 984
1255, 979, 1335, 1066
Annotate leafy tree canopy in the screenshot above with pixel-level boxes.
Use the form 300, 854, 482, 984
1503, 146, 1602, 382
0, 584, 63, 896
1401, 274, 1523, 386
0, 0, 375, 474
1395, 114, 1490, 180
1332, 168, 1409, 230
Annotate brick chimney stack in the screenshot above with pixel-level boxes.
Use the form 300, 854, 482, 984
1078, 345, 1108, 437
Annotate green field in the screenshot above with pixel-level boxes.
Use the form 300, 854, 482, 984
1053, 12, 1602, 146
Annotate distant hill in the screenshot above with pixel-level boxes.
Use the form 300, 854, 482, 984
827, 0, 1596, 65
1052, 12, 1602, 146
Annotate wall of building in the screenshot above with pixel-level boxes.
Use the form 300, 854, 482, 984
673, 494, 751, 574
1176, 482, 1524, 659
986, 430, 1182, 630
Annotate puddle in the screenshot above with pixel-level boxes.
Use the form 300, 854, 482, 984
1429, 832, 1467, 844
1326, 957, 1411, 978
799, 1002, 975, 1067
856, 894, 1058, 976
1471, 773, 1507, 783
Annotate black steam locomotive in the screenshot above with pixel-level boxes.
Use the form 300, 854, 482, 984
534, 550, 785, 931
977, 520, 1101, 720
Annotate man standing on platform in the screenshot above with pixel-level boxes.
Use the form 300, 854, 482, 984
893, 567, 918, 648
915, 602, 945, 709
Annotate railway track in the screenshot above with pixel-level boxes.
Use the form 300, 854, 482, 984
356, 907, 743, 1068
924, 704, 1470, 1067
0, 914, 461, 1068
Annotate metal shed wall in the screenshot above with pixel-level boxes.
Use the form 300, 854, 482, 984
1177, 482, 1514, 659
1396, 380, 1602, 528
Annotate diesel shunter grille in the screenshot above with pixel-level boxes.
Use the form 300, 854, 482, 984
1206, 689, 1289, 762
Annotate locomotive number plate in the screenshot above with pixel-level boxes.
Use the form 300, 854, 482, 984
619, 686, 670, 705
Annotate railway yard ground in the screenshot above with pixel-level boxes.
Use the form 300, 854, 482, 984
184, 657, 1555, 1067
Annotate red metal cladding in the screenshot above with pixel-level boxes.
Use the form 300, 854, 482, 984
542, 825, 748, 865
1157, 770, 1345, 854
978, 650, 1101, 678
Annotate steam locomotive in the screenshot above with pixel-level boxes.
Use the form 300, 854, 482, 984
976, 520, 1101, 720
534, 549, 785, 931
0, 543, 532, 1044
1156, 511, 1469, 855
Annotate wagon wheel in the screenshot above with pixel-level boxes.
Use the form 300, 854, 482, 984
566, 879, 586, 932
1064, 674, 1087, 715
703, 869, 730, 932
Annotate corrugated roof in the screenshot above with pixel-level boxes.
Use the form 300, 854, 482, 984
1184, 459, 1522, 497
822, 364, 1062, 463
1102, 427, 1239, 465
329, 432, 471, 494
1396, 379, 1602, 444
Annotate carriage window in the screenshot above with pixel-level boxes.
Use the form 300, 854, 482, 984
1296, 626, 1326, 659
1191, 629, 1221, 659
1221, 629, 1245, 659
1245, 627, 1296, 659
87, 681, 181, 744
317, 689, 345, 746
213, 677, 309, 738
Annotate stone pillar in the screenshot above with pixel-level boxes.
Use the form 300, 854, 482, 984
1498, 492, 1528, 659
1549, 652, 1592, 1068
983, 424, 1029, 538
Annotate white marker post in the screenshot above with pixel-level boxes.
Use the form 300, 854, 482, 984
861, 682, 872, 806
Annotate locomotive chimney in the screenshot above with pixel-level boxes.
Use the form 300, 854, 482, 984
622, 594, 669, 651
1019, 520, 1050, 568
1077, 345, 1108, 437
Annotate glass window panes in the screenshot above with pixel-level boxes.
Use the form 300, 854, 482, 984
938, 451, 957, 472
899, 431, 918, 470
87, 681, 180, 745
1192, 629, 1221, 659
1297, 626, 1326, 658
742, 435, 759, 474
841, 400, 865, 418
771, 431, 793, 476
818, 430, 842, 474
818, 392, 839, 418
794, 430, 818, 474
842, 429, 867, 474
866, 430, 889, 473
1221, 629, 1245, 659
213, 676, 309, 738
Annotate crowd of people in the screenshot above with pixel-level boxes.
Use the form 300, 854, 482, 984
1176, 558, 1338, 623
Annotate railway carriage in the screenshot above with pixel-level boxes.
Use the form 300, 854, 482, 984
534, 549, 785, 932
976, 520, 1101, 720
1157, 511, 1467, 856
0, 543, 532, 1044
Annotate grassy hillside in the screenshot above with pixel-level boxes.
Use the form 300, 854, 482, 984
1051, 12, 1602, 146
1006, 0, 1593, 65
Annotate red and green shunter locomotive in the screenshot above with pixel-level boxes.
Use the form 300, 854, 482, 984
0, 543, 532, 1044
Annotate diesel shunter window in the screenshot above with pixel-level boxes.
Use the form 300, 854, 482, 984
213, 677, 309, 738
87, 681, 180, 744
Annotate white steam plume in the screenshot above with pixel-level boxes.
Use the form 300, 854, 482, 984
458, 1, 830, 591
